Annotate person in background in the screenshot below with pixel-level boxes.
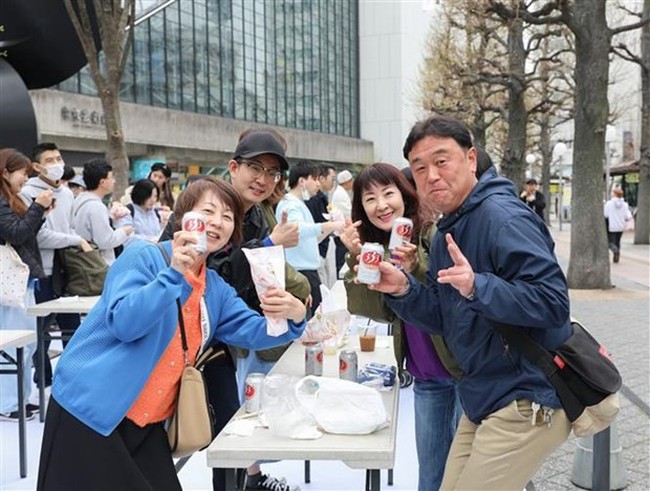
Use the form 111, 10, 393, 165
67, 175, 86, 198
122, 162, 174, 226
305, 164, 338, 287
329, 170, 354, 277
21, 143, 92, 394
73, 159, 133, 265
36, 178, 307, 490
276, 161, 345, 314
341, 163, 462, 491
0, 148, 53, 421
604, 187, 633, 263
369, 114, 571, 489
520, 178, 546, 220
114, 179, 163, 246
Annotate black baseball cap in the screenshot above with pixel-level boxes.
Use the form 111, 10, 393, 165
233, 131, 289, 171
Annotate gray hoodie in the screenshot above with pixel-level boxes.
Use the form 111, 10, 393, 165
20, 177, 83, 275
72, 192, 129, 265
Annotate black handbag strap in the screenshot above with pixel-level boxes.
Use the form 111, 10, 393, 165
156, 244, 191, 365
493, 322, 584, 421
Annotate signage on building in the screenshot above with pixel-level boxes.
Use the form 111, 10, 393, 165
60, 105, 105, 129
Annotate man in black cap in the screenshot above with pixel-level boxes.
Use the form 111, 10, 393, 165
520, 178, 546, 221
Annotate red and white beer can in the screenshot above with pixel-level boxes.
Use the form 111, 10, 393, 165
244, 372, 265, 413
388, 217, 413, 251
357, 242, 384, 284
181, 211, 208, 254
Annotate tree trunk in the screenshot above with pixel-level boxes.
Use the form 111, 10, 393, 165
635, 0, 650, 245
567, 0, 612, 288
502, 15, 527, 188
100, 84, 129, 199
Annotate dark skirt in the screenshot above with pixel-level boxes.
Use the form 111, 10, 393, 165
37, 397, 181, 491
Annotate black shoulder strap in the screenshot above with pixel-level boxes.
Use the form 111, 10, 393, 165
127, 203, 134, 217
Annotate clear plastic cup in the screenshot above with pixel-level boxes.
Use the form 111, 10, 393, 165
359, 325, 376, 352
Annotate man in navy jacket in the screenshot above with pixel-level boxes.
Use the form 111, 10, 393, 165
369, 115, 572, 490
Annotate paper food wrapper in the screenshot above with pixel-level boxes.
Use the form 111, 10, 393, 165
301, 280, 350, 344
242, 246, 287, 336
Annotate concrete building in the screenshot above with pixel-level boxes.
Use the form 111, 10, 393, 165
29, 0, 374, 180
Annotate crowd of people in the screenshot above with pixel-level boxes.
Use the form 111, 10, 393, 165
0, 115, 634, 491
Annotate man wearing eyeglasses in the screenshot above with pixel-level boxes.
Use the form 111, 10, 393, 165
210, 130, 309, 491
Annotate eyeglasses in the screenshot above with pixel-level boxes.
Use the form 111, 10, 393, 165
241, 160, 283, 183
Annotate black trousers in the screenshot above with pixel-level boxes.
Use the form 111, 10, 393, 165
203, 346, 242, 491
37, 397, 181, 491
607, 231, 623, 253
298, 269, 322, 318
33, 276, 81, 388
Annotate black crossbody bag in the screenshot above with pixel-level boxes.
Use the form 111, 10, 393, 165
494, 320, 621, 437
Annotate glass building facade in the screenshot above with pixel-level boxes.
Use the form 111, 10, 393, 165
59, 0, 360, 138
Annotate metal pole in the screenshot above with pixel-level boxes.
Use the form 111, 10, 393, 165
593, 428, 611, 491
558, 162, 564, 231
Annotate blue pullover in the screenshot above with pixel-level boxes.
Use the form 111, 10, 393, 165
386, 169, 571, 423
52, 241, 305, 436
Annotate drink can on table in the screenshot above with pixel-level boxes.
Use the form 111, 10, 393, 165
305, 343, 324, 376
357, 242, 384, 284
339, 349, 358, 383
388, 217, 413, 251
244, 372, 265, 413
181, 211, 208, 254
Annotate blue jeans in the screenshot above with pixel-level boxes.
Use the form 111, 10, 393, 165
413, 377, 462, 491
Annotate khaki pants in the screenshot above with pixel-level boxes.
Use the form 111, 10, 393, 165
441, 399, 571, 490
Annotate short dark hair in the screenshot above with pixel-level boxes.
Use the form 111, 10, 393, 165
62, 164, 75, 181
351, 163, 422, 245
173, 176, 244, 245
288, 161, 319, 188
83, 158, 112, 191
403, 114, 473, 160
317, 164, 336, 178
32, 142, 59, 163
526, 178, 537, 185
131, 179, 158, 206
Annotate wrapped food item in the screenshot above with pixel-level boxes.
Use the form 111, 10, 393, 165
300, 281, 350, 344
242, 246, 287, 336
358, 362, 397, 388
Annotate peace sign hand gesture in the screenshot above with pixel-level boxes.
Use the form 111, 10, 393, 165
436, 233, 475, 298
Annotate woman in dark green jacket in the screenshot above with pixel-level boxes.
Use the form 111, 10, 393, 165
341, 163, 461, 491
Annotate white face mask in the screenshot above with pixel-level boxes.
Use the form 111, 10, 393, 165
45, 163, 65, 182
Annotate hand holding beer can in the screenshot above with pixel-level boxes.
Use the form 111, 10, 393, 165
388, 217, 413, 251
357, 242, 384, 285
181, 211, 208, 254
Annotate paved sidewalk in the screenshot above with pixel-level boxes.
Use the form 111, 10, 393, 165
532, 223, 650, 490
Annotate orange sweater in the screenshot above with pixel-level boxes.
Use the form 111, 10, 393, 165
126, 267, 206, 427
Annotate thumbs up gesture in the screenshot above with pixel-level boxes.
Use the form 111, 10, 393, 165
270, 209, 300, 247
436, 233, 475, 298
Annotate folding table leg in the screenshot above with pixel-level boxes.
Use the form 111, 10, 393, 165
388, 468, 393, 485
17, 347, 27, 478
37, 317, 46, 422
304, 460, 311, 483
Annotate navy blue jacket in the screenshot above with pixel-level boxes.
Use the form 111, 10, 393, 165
386, 169, 571, 423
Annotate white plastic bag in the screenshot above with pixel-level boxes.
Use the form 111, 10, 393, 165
261, 374, 321, 439
295, 376, 388, 435
242, 246, 287, 336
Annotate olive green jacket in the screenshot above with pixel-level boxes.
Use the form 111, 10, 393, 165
237, 200, 311, 362
343, 225, 462, 379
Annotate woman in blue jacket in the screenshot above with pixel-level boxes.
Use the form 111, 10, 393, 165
37, 178, 307, 491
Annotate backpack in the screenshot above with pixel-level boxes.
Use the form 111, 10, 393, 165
52, 199, 108, 296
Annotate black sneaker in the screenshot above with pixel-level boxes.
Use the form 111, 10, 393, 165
245, 473, 299, 491
26, 403, 39, 412
0, 409, 35, 422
